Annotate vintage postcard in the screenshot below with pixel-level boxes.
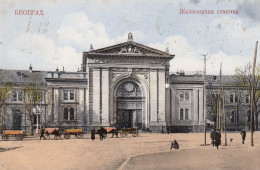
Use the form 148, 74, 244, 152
0, 0, 259, 169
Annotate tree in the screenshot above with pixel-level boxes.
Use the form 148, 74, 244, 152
0, 82, 13, 132
234, 63, 260, 131
206, 76, 219, 129
24, 83, 41, 136
231, 88, 247, 131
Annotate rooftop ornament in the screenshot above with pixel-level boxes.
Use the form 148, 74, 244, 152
127, 32, 134, 42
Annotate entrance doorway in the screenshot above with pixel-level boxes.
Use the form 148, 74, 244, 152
13, 109, 21, 130
117, 110, 142, 129
115, 80, 145, 130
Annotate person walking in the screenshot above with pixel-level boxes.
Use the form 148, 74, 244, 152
91, 128, 95, 140
40, 126, 46, 140
240, 128, 246, 144
210, 129, 216, 147
215, 131, 221, 149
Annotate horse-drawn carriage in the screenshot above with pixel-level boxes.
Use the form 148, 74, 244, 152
2, 130, 27, 141
118, 128, 140, 137
63, 129, 84, 139
40, 128, 84, 139
41, 128, 61, 140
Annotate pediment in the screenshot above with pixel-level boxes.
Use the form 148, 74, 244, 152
89, 41, 172, 57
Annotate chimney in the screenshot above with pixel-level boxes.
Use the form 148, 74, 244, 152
56, 66, 59, 72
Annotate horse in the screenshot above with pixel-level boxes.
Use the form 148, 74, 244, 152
97, 127, 107, 141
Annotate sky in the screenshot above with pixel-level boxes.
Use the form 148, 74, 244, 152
0, 0, 259, 75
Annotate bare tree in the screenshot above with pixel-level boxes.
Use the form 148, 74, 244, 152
234, 63, 260, 131
0, 82, 13, 132
206, 76, 219, 127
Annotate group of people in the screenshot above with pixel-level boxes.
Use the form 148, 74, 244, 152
210, 129, 221, 149
210, 128, 247, 149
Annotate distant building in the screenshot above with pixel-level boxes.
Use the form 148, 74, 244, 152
0, 33, 257, 132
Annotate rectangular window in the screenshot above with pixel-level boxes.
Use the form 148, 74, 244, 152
185, 92, 189, 101
69, 91, 74, 100
64, 90, 74, 101
64, 90, 68, 100
230, 94, 233, 103
246, 95, 249, 103
12, 91, 23, 102
180, 93, 184, 101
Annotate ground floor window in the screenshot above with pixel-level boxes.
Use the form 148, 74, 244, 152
64, 107, 75, 121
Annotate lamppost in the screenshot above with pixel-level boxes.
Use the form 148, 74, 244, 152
33, 106, 41, 134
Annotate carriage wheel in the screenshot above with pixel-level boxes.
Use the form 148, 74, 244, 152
16, 135, 23, 140
2, 135, 8, 141
64, 134, 71, 139
76, 133, 84, 139
132, 132, 138, 137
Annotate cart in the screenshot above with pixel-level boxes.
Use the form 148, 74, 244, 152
2, 130, 27, 141
63, 129, 84, 139
118, 128, 140, 137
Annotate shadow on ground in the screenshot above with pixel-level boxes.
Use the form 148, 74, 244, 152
0, 146, 22, 153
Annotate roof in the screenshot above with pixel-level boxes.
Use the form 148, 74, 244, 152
85, 33, 174, 58
170, 74, 236, 86
0, 69, 47, 85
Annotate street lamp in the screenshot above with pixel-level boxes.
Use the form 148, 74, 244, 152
33, 106, 41, 134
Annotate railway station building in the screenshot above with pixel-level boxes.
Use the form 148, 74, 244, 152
0, 33, 257, 132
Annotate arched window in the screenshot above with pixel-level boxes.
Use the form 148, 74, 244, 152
180, 109, 183, 120
70, 108, 74, 120
64, 108, 68, 120
230, 94, 233, 103
234, 94, 238, 103
185, 109, 189, 120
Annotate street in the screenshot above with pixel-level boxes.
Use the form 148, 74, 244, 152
0, 132, 259, 170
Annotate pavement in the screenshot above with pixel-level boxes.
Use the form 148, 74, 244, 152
0, 132, 259, 170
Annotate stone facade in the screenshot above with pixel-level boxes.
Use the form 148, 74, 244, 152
0, 33, 259, 132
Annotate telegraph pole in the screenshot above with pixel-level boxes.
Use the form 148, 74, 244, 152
251, 41, 258, 147
219, 63, 222, 131
220, 63, 227, 145
203, 54, 207, 146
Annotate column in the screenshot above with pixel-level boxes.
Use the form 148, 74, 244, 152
158, 70, 166, 123
92, 68, 100, 124
102, 68, 110, 126
150, 70, 157, 123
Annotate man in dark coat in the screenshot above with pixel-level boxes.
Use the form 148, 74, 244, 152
170, 139, 179, 150
40, 126, 46, 140
210, 129, 216, 147
91, 128, 95, 140
215, 131, 221, 149
240, 129, 246, 144
115, 127, 118, 138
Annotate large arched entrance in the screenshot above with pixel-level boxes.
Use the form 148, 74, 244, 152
115, 80, 145, 129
